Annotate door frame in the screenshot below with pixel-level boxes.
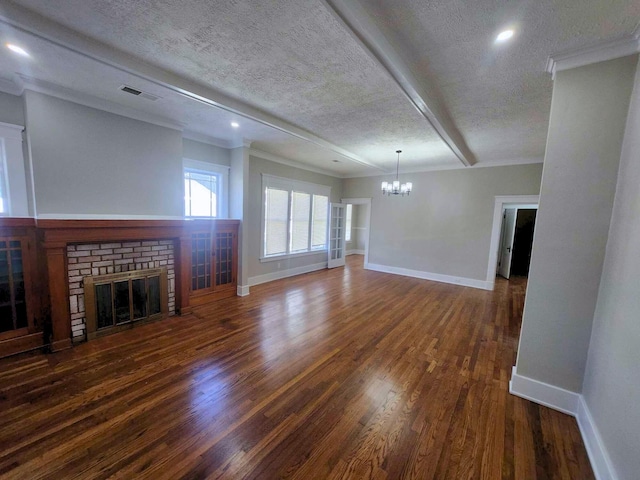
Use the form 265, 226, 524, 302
341, 197, 372, 266
486, 195, 539, 289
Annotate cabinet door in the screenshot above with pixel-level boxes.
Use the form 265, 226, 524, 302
190, 232, 213, 294
213, 228, 237, 291
0, 237, 34, 340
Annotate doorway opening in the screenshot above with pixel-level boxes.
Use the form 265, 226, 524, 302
497, 208, 538, 279
486, 195, 539, 288
340, 197, 371, 268
510, 209, 537, 277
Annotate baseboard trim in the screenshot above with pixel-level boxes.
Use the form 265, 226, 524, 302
346, 249, 365, 256
237, 285, 250, 297
509, 367, 619, 479
365, 262, 491, 290
248, 262, 327, 287
509, 367, 579, 415
576, 396, 619, 480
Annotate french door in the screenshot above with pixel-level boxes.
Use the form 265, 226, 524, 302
328, 203, 347, 268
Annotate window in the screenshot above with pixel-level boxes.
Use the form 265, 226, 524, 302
0, 124, 29, 217
345, 204, 353, 242
184, 170, 218, 217
183, 159, 229, 218
262, 174, 331, 260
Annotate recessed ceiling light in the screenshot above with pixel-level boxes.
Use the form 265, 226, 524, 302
495, 30, 514, 43
231, 122, 239, 128
6, 43, 29, 57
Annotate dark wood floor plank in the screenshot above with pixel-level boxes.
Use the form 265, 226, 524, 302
0, 256, 594, 479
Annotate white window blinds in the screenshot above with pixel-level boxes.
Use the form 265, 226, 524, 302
262, 175, 331, 259
265, 187, 289, 256
291, 192, 311, 252
312, 195, 329, 249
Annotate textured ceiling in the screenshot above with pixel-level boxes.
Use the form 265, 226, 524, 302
2, 0, 459, 172
1, 0, 639, 175
363, 0, 640, 163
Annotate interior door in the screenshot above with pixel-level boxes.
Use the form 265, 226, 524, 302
498, 208, 517, 279
328, 203, 347, 268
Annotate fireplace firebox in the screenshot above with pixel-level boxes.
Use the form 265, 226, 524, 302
84, 268, 168, 340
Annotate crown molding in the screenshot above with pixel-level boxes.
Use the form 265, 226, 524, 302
19, 75, 186, 132
546, 29, 640, 79
249, 148, 343, 178
0, 75, 24, 96
181, 131, 234, 149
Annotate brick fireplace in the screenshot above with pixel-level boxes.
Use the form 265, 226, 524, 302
67, 240, 176, 341
39, 220, 195, 351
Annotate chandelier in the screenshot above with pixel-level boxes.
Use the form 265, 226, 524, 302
381, 150, 412, 196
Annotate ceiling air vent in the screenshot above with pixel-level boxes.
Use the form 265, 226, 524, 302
119, 85, 160, 101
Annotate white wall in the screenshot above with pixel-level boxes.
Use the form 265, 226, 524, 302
182, 138, 231, 166
581, 60, 640, 480
343, 164, 542, 283
353, 204, 367, 251
0, 91, 24, 126
230, 146, 250, 288
516, 56, 638, 393
247, 155, 343, 282
346, 204, 366, 253
24, 91, 184, 218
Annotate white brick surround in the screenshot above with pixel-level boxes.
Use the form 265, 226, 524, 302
67, 240, 176, 340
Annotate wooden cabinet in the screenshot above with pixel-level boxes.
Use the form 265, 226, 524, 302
189, 220, 239, 306
0, 237, 33, 338
0, 219, 43, 358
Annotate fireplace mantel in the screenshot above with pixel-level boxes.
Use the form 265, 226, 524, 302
39, 219, 189, 247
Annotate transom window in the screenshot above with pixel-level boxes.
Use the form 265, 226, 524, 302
262, 174, 331, 260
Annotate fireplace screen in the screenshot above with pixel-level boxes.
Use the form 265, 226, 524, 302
84, 268, 168, 339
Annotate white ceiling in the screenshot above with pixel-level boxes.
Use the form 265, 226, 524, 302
0, 0, 638, 177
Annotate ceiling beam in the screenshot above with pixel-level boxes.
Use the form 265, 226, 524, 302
0, 2, 384, 172
322, 0, 477, 167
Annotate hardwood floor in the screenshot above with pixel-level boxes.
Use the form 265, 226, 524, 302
0, 256, 594, 479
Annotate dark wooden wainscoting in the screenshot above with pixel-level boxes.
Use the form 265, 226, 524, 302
0, 218, 240, 358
